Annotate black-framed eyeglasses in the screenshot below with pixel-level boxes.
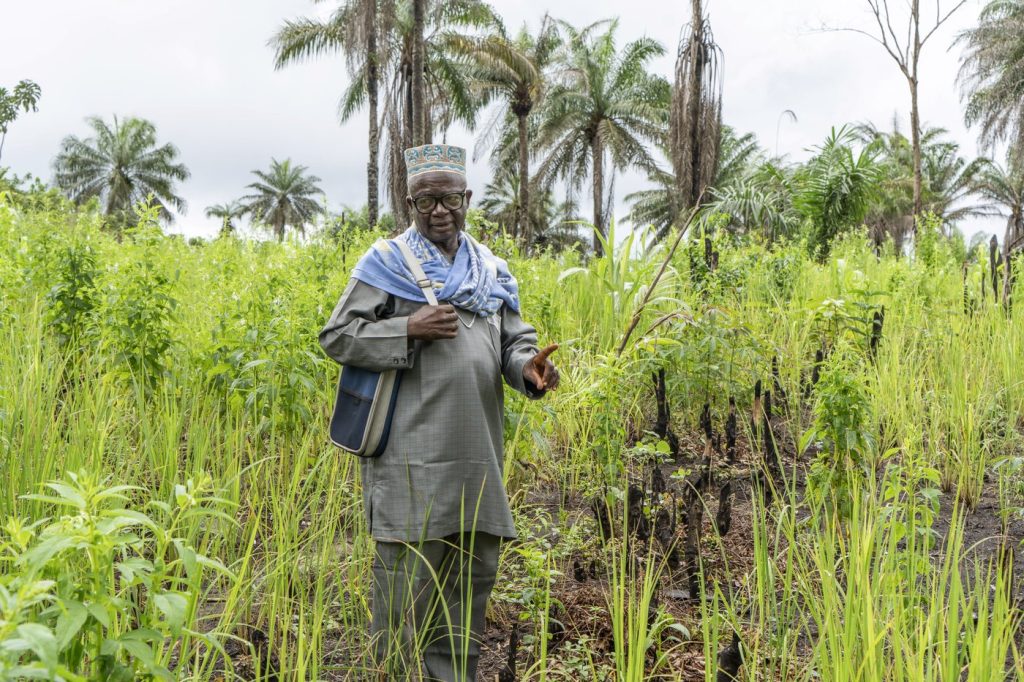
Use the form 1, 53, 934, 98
411, 192, 466, 214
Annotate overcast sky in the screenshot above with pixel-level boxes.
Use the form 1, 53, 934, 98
0, 0, 1008, 241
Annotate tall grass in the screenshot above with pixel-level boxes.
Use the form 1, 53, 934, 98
1, 199, 1022, 680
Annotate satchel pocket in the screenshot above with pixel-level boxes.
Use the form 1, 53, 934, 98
330, 365, 402, 457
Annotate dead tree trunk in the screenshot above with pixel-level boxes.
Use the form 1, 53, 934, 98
668, 0, 722, 236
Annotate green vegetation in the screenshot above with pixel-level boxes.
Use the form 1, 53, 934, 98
3, 0, 1024, 679
0, 79, 41, 163
1, 198, 1022, 679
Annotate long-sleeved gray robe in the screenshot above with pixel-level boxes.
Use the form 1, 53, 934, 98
319, 277, 543, 542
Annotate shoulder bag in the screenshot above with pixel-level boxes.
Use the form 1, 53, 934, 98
329, 239, 438, 456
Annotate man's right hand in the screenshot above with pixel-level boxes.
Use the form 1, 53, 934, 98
407, 304, 458, 340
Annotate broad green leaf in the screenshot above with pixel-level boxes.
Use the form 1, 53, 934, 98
15, 623, 58, 669
172, 539, 197, 579
55, 599, 88, 649
87, 601, 111, 629
154, 592, 188, 633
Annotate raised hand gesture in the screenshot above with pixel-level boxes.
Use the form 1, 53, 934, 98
523, 343, 560, 392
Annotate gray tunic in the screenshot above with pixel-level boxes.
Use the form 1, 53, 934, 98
319, 277, 544, 542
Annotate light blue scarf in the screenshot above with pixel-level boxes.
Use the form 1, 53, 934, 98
351, 226, 520, 316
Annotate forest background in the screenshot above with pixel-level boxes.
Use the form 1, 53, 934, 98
0, 0, 1009, 242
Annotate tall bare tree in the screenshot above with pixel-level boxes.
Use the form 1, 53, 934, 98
670, 0, 723, 227
834, 0, 967, 227
411, 0, 426, 145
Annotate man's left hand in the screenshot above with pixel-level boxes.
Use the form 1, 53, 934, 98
523, 343, 560, 392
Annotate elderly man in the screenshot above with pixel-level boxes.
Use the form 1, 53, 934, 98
319, 143, 558, 681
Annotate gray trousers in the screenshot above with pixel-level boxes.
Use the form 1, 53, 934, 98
367, 531, 501, 682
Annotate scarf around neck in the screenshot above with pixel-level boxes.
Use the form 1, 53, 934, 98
350, 225, 520, 316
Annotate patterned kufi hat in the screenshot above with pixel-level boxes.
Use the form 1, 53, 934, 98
403, 144, 467, 179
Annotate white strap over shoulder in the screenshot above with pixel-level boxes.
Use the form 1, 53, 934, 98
393, 238, 439, 307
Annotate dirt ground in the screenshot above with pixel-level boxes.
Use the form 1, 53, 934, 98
475, 423, 1024, 682
207, 415, 1024, 681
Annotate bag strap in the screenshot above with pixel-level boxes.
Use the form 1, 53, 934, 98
393, 239, 439, 307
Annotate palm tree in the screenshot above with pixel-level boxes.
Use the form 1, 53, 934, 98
477, 167, 553, 245
241, 159, 325, 241
412, 0, 426, 144
479, 170, 587, 252
920, 137, 993, 230
52, 115, 189, 224
458, 16, 560, 247
623, 166, 679, 240
955, 1, 1024, 165
0, 79, 42, 162
856, 121, 993, 245
626, 126, 763, 240
380, 0, 497, 225
705, 162, 799, 243
975, 162, 1024, 256
794, 126, 882, 258
205, 200, 246, 236
270, 0, 494, 228
534, 20, 669, 256
671, 0, 723, 219
271, 0, 388, 228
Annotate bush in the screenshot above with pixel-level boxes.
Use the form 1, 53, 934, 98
0, 470, 236, 680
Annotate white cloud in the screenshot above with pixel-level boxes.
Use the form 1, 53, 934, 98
0, 0, 1007, 240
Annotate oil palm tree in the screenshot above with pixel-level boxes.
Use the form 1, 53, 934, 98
955, 0, 1024, 165
534, 20, 669, 256
626, 126, 763, 241
856, 121, 993, 244
271, 0, 387, 228
795, 126, 882, 259
379, 0, 496, 225
478, 167, 552, 244
271, 0, 495, 228
241, 159, 325, 241
205, 200, 246, 236
975, 161, 1024, 255
458, 15, 560, 246
52, 115, 189, 224
705, 162, 799, 243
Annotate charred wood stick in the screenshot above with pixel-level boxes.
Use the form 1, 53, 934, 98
771, 356, 787, 412
868, 307, 885, 360
763, 390, 780, 476
700, 402, 713, 441
654, 370, 669, 438
498, 622, 519, 682
715, 631, 744, 682
715, 480, 733, 537
751, 380, 762, 436
683, 489, 704, 599
991, 235, 1002, 301
683, 461, 712, 598
591, 493, 615, 542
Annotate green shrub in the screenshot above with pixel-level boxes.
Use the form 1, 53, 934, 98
0, 470, 236, 680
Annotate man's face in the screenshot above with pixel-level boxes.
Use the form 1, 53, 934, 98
406, 171, 472, 245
